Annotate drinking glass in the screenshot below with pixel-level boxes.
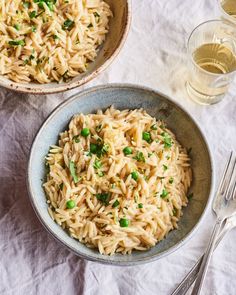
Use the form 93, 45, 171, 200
218, 0, 236, 25
186, 20, 236, 105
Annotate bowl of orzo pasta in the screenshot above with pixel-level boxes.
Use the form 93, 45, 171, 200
27, 84, 214, 265
0, 0, 130, 93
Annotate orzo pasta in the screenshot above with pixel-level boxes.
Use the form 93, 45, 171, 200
0, 0, 112, 83
43, 106, 192, 255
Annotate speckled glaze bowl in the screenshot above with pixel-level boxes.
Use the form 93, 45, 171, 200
27, 84, 214, 265
0, 1, 131, 94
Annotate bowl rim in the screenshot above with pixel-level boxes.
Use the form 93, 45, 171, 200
0, 1, 131, 95
27, 83, 215, 266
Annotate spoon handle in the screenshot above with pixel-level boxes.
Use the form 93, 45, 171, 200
190, 219, 223, 295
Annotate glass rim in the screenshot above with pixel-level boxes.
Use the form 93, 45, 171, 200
218, 0, 236, 23
187, 19, 236, 77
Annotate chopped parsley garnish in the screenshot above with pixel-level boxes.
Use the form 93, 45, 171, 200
96, 193, 110, 206
62, 19, 74, 30
97, 171, 104, 177
133, 151, 145, 163
46, 1, 54, 11
101, 143, 109, 155
69, 160, 79, 183
144, 175, 149, 181
45, 162, 50, 173
53, 34, 59, 40
169, 177, 174, 184
148, 152, 153, 158
90, 143, 98, 153
161, 132, 172, 148
29, 11, 37, 18
9, 40, 25, 46
62, 70, 69, 80
151, 124, 157, 130
29, 54, 35, 60
112, 199, 120, 208
23, 2, 30, 8
95, 124, 102, 132
163, 164, 168, 171
72, 135, 80, 143
187, 147, 192, 154
31, 26, 37, 32
173, 208, 177, 216
93, 159, 102, 169
160, 189, 169, 199
14, 24, 20, 31
138, 203, 143, 208
34, 0, 55, 11
89, 142, 109, 157
85, 151, 92, 157
188, 193, 193, 200
94, 12, 100, 17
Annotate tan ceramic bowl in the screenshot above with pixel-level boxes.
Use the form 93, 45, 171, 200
0, 0, 131, 94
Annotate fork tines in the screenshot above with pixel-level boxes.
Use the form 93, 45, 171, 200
218, 151, 236, 200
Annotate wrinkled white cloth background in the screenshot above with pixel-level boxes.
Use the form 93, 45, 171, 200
1, 1, 236, 294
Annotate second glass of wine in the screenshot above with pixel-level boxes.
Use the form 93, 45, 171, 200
219, 0, 236, 25
186, 20, 236, 105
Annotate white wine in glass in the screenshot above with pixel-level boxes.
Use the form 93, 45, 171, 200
187, 20, 236, 105
193, 43, 236, 74
221, 0, 236, 18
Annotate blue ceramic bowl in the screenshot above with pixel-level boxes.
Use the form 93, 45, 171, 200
27, 84, 214, 265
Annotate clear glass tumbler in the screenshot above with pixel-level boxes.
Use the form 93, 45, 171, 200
218, 0, 236, 25
186, 20, 236, 105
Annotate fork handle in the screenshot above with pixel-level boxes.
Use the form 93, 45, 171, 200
191, 219, 223, 295
171, 219, 231, 295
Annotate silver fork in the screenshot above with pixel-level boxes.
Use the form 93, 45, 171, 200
190, 151, 236, 295
171, 213, 236, 295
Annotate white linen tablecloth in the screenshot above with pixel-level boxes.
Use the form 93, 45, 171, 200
1, 1, 236, 294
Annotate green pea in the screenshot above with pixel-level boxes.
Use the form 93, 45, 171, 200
142, 131, 152, 143
66, 199, 75, 209
131, 171, 139, 181
123, 146, 132, 155
81, 128, 90, 137
29, 10, 37, 18
38, 1, 44, 8
119, 218, 129, 227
